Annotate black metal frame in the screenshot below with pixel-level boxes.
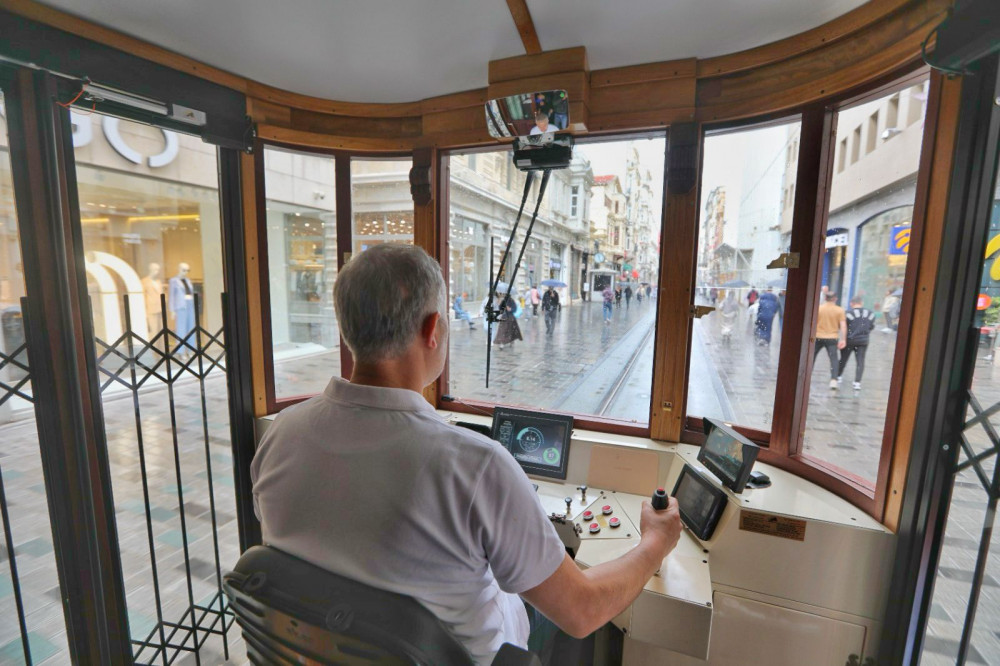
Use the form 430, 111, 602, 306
218, 147, 264, 552
880, 53, 1000, 665
2, 65, 133, 663
0, 17, 258, 660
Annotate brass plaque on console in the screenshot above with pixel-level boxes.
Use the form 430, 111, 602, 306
739, 510, 807, 541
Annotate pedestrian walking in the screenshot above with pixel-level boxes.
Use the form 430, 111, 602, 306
615, 287, 622, 309
636, 288, 643, 305
747, 286, 759, 307
646, 285, 652, 299
881, 289, 901, 332
709, 287, 718, 304
493, 293, 522, 350
814, 291, 846, 389
530, 286, 540, 317
452, 294, 476, 330
719, 292, 739, 346
754, 288, 782, 346
624, 284, 633, 310
839, 296, 877, 390
602, 285, 614, 324
542, 286, 559, 335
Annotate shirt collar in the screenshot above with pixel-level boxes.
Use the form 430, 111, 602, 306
323, 376, 439, 415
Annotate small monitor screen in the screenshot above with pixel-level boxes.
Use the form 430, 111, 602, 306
672, 464, 728, 541
491, 407, 573, 480
697, 418, 760, 493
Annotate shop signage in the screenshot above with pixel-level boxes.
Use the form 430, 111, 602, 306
889, 225, 911, 255
549, 261, 561, 269
825, 233, 848, 248
70, 111, 179, 168
978, 294, 992, 311
122, 233, 142, 245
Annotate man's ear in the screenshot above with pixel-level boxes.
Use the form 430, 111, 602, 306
420, 312, 441, 350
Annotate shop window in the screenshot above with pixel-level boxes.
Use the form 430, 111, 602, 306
263, 146, 339, 399
687, 118, 801, 434
446, 137, 664, 426
352, 157, 414, 256
800, 75, 929, 484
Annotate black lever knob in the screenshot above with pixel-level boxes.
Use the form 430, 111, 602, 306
652, 487, 669, 511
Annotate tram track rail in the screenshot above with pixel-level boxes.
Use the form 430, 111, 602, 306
597, 320, 656, 417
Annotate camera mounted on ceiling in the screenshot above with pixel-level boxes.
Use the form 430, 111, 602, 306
484, 89, 574, 172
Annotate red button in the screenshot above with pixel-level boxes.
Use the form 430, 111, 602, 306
609, 517, 621, 528
589, 522, 601, 534
602, 505, 613, 515
582, 510, 594, 521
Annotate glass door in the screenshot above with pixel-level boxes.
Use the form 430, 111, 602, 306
71, 110, 243, 664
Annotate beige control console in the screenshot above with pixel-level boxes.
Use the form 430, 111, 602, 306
256, 411, 896, 665
535, 479, 714, 659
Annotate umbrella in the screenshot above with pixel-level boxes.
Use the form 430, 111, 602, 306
891, 288, 903, 297
721, 279, 750, 288
487, 280, 518, 296
766, 277, 786, 288
540, 279, 567, 288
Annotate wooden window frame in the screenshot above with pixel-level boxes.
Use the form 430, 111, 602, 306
437, 132, 672, 439
251, 64, 938, 521
679, 65, 934, 518
252, 140, 413, 415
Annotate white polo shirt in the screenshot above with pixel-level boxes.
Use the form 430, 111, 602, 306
251, 378, 566, 664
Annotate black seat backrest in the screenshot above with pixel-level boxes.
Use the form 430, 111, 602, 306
224, 545, 475, 665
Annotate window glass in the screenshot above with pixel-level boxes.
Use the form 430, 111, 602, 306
351, 157, 414, 253
263, 147, 339, 398
801, 78, 929, 483
688, 119, 801, 433
0, 88, 72, 665
447, 138, 664, 425
73, 112, 241, 658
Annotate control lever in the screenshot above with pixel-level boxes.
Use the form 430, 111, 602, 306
577, 485, 588, 503
651, 487, 670, 576
564, 497, 573, 517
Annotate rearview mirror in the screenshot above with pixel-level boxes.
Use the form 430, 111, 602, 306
485, 90, 569, 140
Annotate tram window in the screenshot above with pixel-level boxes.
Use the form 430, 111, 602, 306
800, 75, 929, 485
688, 118, 801, 435
445, 137, 664, 425
263, 147, 339, 399
351, 157, 414, 255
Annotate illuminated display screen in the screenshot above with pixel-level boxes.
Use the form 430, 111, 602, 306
672, 464, 727, 541
697, 418, 760, 493
491, 407, 573, 480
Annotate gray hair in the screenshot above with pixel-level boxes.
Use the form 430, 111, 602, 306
334, 244, 447, 364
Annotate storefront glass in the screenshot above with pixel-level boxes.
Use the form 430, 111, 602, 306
351, 158, 414, 254
263, 147, 339, 399
801, 77, 928, 484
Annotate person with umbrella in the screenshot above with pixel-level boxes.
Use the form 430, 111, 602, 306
754, 288, 782, 347
493, 290, 522, 350
542, 285, 560, 335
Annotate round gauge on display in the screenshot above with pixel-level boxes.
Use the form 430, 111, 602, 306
516, 427, 544, 453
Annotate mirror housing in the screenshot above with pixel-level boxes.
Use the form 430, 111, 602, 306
485, 90, 569, 140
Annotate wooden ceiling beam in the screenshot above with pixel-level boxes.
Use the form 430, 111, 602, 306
506, 0, 542, 54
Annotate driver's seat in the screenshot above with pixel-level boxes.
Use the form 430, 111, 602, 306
223, 545, 541, 665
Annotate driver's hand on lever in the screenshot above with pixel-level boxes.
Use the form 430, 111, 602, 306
521, 496, 682, 639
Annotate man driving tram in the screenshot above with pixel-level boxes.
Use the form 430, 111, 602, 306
251, 244, 682, 663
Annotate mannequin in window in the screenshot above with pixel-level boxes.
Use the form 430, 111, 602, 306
168, 262, 196, 355
141, 262, 164, 336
